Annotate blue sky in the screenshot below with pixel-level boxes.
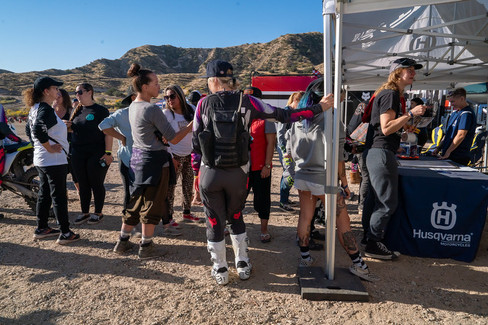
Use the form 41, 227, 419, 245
0, 0, 324, 73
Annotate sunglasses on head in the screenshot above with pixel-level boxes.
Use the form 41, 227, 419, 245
75, 90, 84, 95
164, 94, 177, 100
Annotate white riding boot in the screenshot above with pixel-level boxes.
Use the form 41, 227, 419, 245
207, 240, 229, 285
230, 232, 252, 280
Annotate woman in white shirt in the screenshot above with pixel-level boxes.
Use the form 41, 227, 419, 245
25, 77, 79, 244
163, 85, 202, 223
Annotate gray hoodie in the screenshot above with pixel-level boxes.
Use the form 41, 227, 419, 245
287, 113, 345, 187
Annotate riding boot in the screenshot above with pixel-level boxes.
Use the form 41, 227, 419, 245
207, 240, 229, 285
230, 232, 252, 280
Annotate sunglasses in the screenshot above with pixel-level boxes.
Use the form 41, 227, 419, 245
75, 90, 84, 95
164, 94, 177, 100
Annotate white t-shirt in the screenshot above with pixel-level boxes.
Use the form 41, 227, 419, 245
162, 109, 192, 156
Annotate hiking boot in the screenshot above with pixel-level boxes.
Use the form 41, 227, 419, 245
287, 200, 299, 207
299, 256, 315, 267
138, 242, 160, 260
279, 203, 294, 212
211, 267, 229, 285
113, 239, 134, 254
74, 214, 90, 225
364, 240, 397, 260
183, 213, 203, 223
56, 231, 80, 245
236, 261, 252, 280
349, 264, 380, 282
311, 230, 325, 241
163, 226, 182, 237
87, 214, 104, 225
34, 227, 61, 239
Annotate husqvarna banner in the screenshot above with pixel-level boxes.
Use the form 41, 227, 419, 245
385, 166, 488, 262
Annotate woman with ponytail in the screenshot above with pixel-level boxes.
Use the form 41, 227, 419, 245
25, 77, 79, 244
363, 58, 426, 260
67, 82, 112, 226
113, 63, 193, 259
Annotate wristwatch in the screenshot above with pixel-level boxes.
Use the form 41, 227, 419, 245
408, 111, 414, 118
265, 164, 271, 169
105, 151, 112, 156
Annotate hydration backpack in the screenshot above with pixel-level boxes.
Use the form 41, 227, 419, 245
198, 92, 250, 168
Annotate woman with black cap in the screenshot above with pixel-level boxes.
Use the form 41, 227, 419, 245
192, 60, 334, 285
364, 58, 426, 260
25, 77, 79, 244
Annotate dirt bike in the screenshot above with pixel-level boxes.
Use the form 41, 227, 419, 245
0, 141, 40, 213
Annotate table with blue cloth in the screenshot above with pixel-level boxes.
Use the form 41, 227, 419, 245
384, 158, 488, 262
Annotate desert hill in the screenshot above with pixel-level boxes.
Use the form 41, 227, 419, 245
0, 32, 324, 98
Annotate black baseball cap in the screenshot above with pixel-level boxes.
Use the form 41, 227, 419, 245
33, 76, 63, 93
244, 86, 262, 99
389, 58, 423, 74
204, 60, 234, 78
121, 85, 135, 106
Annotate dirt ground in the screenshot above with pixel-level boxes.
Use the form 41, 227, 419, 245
1, 122, 487, 325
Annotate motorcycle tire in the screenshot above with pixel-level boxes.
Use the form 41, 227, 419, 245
21, 167, 56, 219
21, 167, 41, 213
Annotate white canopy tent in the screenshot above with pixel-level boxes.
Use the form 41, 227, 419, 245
320, 0, 488, 281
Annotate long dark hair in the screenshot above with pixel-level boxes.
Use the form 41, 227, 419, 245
69, 82, 94, 121
164, 85, 194, 122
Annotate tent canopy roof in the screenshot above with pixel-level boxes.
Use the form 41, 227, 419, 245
335, 0, 488, 90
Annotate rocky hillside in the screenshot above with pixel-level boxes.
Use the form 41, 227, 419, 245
0, 32, 324, 97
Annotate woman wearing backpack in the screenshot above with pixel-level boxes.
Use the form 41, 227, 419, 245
192, 60, 334, 286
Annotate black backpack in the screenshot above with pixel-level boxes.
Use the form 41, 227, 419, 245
198, 92, 250, 168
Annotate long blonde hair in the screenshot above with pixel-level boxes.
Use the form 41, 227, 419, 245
374, 68, 405, 96
286, 91, 305, 107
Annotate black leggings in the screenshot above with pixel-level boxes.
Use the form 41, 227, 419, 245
71, 146, 108, 214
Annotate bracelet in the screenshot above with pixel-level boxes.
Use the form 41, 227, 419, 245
408, 111, 414, 118
342, 184, 348, 189
105, 151, 112, 155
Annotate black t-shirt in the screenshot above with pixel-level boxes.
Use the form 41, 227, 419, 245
371, 89, 403, 152
71, 103, 109, 147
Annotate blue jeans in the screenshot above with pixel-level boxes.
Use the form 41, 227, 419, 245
277, 146, 295, 204
366, 148, 399, 242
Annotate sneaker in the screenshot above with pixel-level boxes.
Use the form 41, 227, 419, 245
287, 200, 299, 207
279, 203, 294, 212
311, 230, 325, 241
113, 239, 134, 254
236, 261, 252, 280
299, 256, 315, 267
34, 227, 61, 239
349, 264, 380, 282
182, 213, 203, 223
74, 214, 90, 225
163, 226, 182, 237
87, 214, 104, 225
169, 219, 182, 229
138, 242, 160, 260
364, 240, 398, 260
211, 267, 229, 285
260, 233, 271, 243
56, 231, 80, 245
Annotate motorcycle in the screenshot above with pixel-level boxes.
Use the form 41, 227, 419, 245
0, 141, 40, 213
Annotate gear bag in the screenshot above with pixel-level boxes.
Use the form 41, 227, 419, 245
198, 92, 249, 168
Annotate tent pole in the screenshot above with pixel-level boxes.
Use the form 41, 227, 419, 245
323, 0, 336, 280
484, 98, 488, 172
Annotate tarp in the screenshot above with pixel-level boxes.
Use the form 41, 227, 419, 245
340, 0, 488, 90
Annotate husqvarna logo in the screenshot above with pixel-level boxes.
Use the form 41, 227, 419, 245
431, 202, 457, 230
